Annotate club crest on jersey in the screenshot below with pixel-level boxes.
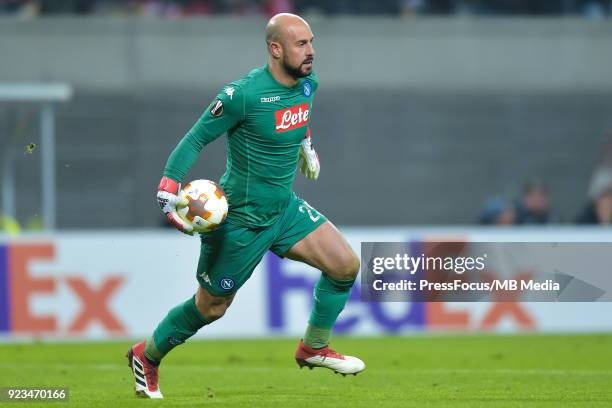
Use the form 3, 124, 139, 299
210, 99, 224, 117
275, 103, 310, 132
220, 277, 235, 291
303, 81, 312, 97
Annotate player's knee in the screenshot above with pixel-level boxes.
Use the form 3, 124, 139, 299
195, 292, 229, 323
333, 251, 360, 281
201, 301, 228, 322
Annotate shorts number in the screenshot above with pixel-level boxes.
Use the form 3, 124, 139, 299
299, 201, 321, 222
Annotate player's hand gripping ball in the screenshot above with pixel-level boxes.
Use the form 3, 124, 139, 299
176, 180, 228, 233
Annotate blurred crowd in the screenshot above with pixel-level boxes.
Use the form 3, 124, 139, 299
480, 164, 612, 226
0, 0, 610, 17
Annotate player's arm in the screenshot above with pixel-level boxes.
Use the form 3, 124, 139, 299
299, 72, 320, 180
158, 85, 245, 234
299, 128, 320, 180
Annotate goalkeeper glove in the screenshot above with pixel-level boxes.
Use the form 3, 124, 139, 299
299, 133, 320, 180
157, 176, 193, 235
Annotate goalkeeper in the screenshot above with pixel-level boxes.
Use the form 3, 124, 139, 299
127, 13, 364, 399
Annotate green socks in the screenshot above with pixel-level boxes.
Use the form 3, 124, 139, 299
144, 295, 208, 364
144, 275, 355, 362
303, 324, 332, 349
303, 274, 355, 349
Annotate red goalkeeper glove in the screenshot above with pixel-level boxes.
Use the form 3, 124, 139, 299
157, 176, 193, 235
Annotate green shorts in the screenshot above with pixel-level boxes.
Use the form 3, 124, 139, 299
196, 192, 327, 296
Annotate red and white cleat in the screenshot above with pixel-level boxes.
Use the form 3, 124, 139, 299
295, 340, 365, 376
126, 341, 163, 399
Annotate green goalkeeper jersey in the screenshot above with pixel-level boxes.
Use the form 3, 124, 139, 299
163, 65, 318, 228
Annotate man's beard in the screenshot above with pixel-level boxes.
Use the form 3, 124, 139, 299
281, 57, 313, 79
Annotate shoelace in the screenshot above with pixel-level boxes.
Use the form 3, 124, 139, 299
318, 346, 345, 360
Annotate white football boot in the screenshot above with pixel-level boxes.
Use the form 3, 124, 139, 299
295, 340, 366, 376
126, 341, 163, 398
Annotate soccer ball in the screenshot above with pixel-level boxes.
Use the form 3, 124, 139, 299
177, 179, 228, 233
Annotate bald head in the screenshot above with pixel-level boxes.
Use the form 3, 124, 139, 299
265, 13, 314, 82
265, 13, 310, 46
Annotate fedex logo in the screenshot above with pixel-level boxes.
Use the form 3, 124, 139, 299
265, 239, 536, 333
275, 103, 310, 132
0, 243, 126, 335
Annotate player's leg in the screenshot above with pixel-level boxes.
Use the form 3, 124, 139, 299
143, 288, 236, 365
284, 222, 364, 374
271, 195, 364, 375
284, 220, 359, 346
128, 222, 271, 398
128, 289, 229, 399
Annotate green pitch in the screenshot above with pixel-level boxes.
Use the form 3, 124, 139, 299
1, 334, 611, 407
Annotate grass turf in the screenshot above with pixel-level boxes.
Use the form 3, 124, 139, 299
0, 334, 611, 407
